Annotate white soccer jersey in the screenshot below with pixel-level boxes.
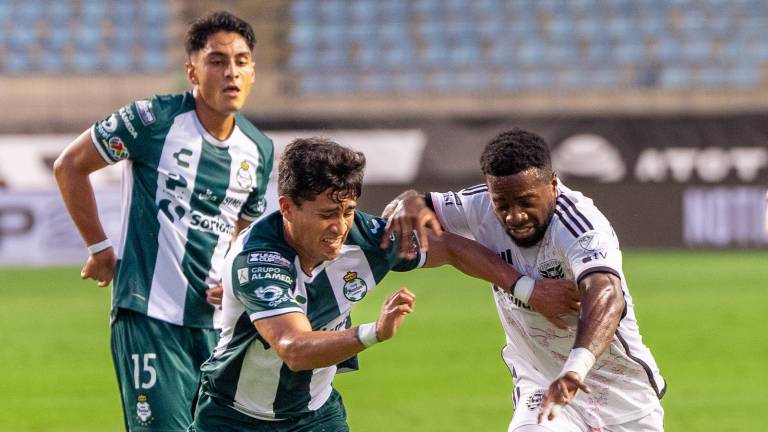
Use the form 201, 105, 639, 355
428, 182, 666, 428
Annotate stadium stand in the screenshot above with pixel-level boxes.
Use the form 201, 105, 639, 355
287, 0, 768, 95
0, 0, 170, 74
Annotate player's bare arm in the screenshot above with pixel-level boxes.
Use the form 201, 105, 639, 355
383, 190, 580, 329
256, 288, 415, 371
54, 129, 115, 287
538, 271, 625, 423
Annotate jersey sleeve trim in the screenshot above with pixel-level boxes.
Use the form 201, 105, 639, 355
427, 192, 447, 229
239, 213, 258, 222
575, 266, 621, 285
249, 307, 305, 322
89, 125, 116, 165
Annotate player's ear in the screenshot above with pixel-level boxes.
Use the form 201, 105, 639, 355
278, 195, 293, 220
186, 62, 198, 86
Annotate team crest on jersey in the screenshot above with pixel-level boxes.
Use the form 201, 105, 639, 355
236, 161, 254, 189
100, 114, 119, 133
135, 394, 154, 426
525, 389, 546, 411
538, 259, 565, 279
107, 137, 129, 160
135, 99, 156, 125
578, 232, 600, 251
342, 271, 368, 302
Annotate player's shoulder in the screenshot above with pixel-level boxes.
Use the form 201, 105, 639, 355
130, 92, 194, 128
347, 211, 388, 248
435, 183, 493, 211
551, 182, 613, 242
234, 114, 274, 151
237, 212, 297, 268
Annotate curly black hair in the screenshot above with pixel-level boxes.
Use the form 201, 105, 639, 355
480, 128, 552, 177
278, 137, 366, 206
184, 11, 256, 56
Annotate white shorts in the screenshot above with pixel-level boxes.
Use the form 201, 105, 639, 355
508, 389, 664, 432
502, 346, 664, 432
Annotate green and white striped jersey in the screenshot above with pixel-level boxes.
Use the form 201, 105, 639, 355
199, 211, 424, 420
91, 92, 273, 329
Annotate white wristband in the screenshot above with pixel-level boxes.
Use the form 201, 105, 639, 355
87, 239, 112, 255
561, 348, 596, 380
357, 322, 380, 348
513, 275, 535, 304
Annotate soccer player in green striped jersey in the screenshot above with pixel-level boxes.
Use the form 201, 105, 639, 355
189, 138, 527, 431
54, 11, 271, 431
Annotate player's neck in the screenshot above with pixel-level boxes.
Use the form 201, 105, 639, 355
193, 90, 236, 141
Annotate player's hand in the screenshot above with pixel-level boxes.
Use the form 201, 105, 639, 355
81, 247, 116, 288
381, 191, 443, 259
538, 371, 591, 423
206, 284, 224, 306
375, 287, 416, 341
528, 279, 580, 331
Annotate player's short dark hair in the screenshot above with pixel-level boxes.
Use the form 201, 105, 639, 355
278, 137, 366, 206
480, 128, 552, 178
184, 11, 256, 56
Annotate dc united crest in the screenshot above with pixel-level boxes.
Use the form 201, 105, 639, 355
538, 259, 564, 279
342, 271, 367, 302
135, 394, 154, 426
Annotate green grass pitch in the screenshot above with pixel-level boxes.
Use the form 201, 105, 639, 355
1, 251, 766, 431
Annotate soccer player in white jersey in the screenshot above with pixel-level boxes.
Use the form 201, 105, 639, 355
190, 137, 540, 431
385, 128, 666, 431
54, 12, 272, 431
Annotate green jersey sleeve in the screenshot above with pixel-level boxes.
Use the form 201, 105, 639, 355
358, 213, 425, 273
231, 250, 304, 321
91, 98, 159, 164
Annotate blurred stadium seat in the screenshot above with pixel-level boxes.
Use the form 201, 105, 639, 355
0, 0, 170, 74
286, 0, 768, 95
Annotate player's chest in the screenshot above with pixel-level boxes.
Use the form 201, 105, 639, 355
479, 223, 572, 280
290, 248, 381, 331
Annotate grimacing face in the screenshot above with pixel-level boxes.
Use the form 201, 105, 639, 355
486, 168, 558, 248
187, 31, 255, 116
281, 189, 357, 271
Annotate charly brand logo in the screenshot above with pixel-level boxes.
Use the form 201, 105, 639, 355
100, 114, 119, 133
342, 271, 368, 302
237, 267, 249, 285
552, 134, 626, 183
236, 161, 254, 189
135, 394, 153, 426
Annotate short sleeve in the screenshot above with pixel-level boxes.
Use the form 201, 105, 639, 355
563, 229, 623, 284
360, 214, 425, 272
231, 250, 303, 321
426, 186, 489, 239
90, 99, 157, 164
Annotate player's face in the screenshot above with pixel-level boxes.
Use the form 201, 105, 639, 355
187, 31, 255, 116
281, 190, 357, 271
486, 168, 558, 248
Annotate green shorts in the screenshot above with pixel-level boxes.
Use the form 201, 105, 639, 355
189, 389, 349, 432
111, 308, 219, 431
